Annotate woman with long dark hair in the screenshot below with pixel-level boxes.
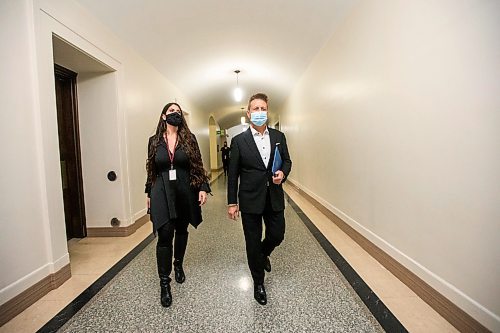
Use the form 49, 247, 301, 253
145, 102, 210, 307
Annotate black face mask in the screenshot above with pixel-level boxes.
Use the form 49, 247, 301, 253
165, 112, 182, 126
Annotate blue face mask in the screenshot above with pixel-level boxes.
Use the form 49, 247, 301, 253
250, 111, 267, 126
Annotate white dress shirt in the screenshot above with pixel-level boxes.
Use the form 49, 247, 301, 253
250, 126, 271, 167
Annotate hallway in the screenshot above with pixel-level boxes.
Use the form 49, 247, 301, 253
2, 176, 458, 332
1, 1, 498, 331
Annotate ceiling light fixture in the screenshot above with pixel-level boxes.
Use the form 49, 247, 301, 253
233, 70, 242, 102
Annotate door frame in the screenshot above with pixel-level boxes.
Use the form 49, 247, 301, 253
54, 63, 87, 239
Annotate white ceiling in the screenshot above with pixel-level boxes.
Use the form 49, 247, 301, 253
74, 0, 356, 128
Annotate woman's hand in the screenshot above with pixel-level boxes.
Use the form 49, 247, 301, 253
228, 205, 239, 220
199, 191, 207, 206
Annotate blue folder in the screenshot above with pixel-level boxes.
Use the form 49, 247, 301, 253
271, 145, 282, 174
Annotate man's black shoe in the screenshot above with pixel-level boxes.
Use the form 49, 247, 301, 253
254, 284, 267, 305
264, 256, 271, 272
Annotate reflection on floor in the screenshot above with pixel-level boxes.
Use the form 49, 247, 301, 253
0, 176, 457, 333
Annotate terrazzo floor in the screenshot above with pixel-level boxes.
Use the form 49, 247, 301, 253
1, 174, 458, 332
57, 177, 384, 332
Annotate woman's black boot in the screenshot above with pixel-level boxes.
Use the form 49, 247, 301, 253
173, 233, 188, 283
173, 259, 185, 284
157, 245, 173, 307
160, 277, 172, 307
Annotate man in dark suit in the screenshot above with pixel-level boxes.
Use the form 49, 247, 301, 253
227, 93, 292, 305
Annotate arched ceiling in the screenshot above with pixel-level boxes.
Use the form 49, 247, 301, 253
74, 0, 356, 129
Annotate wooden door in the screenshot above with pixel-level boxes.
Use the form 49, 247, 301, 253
54, 64, 87, 239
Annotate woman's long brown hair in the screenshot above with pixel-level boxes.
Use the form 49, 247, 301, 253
146, 103, 209, 188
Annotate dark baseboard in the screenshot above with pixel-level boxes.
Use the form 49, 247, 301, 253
286, 180, 490, 333
86, 214, 150, 237
0, 264, 71, 327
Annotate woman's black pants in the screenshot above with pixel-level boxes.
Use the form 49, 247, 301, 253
156, 219, 189, 285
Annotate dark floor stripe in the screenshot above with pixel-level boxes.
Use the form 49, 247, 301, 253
287, 196, 408, 333
36, 233, 155, 333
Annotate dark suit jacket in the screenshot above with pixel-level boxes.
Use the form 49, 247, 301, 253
227, 127, 292, 214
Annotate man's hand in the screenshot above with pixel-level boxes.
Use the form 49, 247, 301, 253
228, 205, 239, 220
272, 170, 284, 185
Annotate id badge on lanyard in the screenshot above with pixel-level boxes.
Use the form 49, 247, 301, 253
166, 134, 178, 181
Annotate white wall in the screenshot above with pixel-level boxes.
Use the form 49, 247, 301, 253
0, 0, 53, 301
209, 117, 218, 171
78, 72, 125, 227
281, 0, 500, 330
226, 123, 249, 145
208, 116, 230, 172
0, 0, 209, 306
